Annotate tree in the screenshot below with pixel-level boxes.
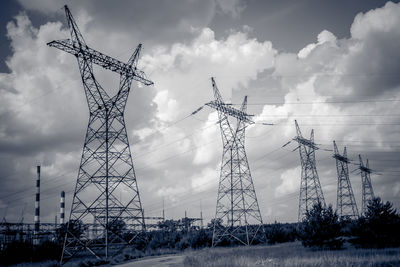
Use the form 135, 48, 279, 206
0, 241, 32, 265
208, 218, 222, 229
157, 219, 179, 232
67, 219, 85, 238
266, 222, 297, 244
351, 197, 400, 248
109, 219, 126, 236
188, 228, 212, 248
299, 202, 343, 249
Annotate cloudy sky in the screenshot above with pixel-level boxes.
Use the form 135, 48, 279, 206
0, 0, 399, 225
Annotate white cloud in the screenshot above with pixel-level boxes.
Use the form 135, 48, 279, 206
298, 30, 337, 59
153, 90, 179, 121
351, 1, 400, 40
1, 2, 400, 224
275, 166, 299, 197
190, 167, 218, 192
193, 112, 219, 165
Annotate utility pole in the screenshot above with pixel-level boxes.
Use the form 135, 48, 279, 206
359, 155, 375, 215
48, 5, 153, 264
200, 200, 203, 229
333, 141, 358, 219
293, 120, 325, 221
162, 198, 165, 221
207, 77, 265, 246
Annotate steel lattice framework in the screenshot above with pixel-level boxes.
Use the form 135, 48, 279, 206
48, 6, 153, 263
333, 141, 359, 220
359, 155, 375, 215
294, 120, 326, 221
207, 77, 265, 246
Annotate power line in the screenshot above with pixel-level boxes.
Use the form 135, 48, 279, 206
256, 114, 400, 118
231, 99, 400, 105
0, 111, 210, 200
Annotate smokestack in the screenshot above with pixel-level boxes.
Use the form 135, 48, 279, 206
60, 191, 65, 224
34, 166, 40, 245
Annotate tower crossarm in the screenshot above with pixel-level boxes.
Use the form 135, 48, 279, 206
293, 136, 319, 150
359, 165, 372, 174
47, 40, 153, 85
333, 153, 350, 163
333, 140, 350, 163
206, 101, 254, 125
359, 155, 372, 173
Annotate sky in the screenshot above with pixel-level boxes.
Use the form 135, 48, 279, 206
0, 0, 399, 225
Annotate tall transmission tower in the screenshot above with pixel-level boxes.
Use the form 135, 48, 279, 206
359, 155, 375, 215
333, 141, 358, 219
207, 77, 265, 246
48, 6, 153, 263
294, 120, 325, 221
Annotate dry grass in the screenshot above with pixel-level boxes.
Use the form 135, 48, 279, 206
183, 242, 400, 267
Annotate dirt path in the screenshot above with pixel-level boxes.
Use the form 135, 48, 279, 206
116, 254, 184, 267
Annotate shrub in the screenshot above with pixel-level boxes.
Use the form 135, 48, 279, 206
351, 197, 400, 248
299, 202, 343, 249
33, 240, 62, 262
0, 241, 32, 265
266, 222, 297, 244
188, 229, 212, 248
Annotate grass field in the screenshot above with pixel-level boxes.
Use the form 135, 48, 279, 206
183, 242, 400, 267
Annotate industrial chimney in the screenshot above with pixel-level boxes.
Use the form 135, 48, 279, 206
60, 191, 65, 224
34, 166, 40, 245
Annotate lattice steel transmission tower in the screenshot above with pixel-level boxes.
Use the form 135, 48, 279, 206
294, 120, 325, 221
333, 141, 358, 219
48, 6, 153, 263
359, 155, 375, 215
207, 77, 265, 246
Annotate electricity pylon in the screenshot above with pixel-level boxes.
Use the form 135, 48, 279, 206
294, 120, 325, 221
48, 6, 153, 263
207, 77, 265, 246
359, 155, 375, 215
333, 141, 358, 219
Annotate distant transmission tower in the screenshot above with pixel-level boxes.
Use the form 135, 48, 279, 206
48, 6, 153, 263
294, 120, 325, 221
333, 141, 358, 219
359, 155, 375, 215
207, 77, 265, 246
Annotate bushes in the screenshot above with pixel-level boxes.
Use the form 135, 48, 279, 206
0, 241, 32, 265
187, 229, 212, 249
33, 240, 62, 262
0, 240, 62, 265
266, 222, 298, 244
299, 202, 343, 249
2, 199, 399, 266
147, 228, 212, 250
350, 197, 400, 248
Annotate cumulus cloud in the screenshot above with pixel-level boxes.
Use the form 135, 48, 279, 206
1, 1, 399, 224
142, 27, 276, 122
298, 30, 337, 59
275, 166, 300, 197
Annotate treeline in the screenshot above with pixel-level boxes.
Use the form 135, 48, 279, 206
1, 197, 399, 265
0, 240, 62, 265
299, 197, 400, 249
